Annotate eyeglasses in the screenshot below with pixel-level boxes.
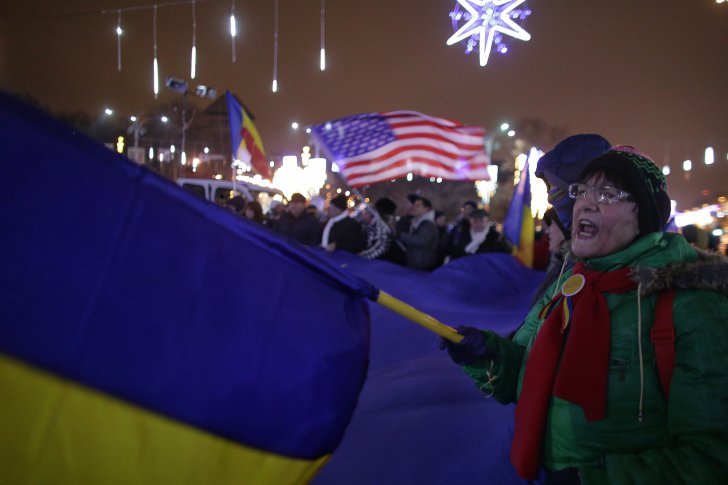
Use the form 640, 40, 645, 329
568, 183, 633, 205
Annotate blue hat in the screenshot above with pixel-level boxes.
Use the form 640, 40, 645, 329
535, 134, 611, 231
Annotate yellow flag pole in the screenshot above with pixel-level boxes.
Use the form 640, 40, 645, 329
376, 290, 463, 344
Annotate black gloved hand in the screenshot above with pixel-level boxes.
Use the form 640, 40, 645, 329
545, 467, 581, 485
441, 326, 491, 365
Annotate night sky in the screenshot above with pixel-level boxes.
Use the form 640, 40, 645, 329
2, 0, 727, 210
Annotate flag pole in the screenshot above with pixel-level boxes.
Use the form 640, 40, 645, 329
376, 291, 463, 343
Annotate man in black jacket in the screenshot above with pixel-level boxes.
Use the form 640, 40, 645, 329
274, 193, 322, 246
321, 194, 366, 254
448, 209, 511, 260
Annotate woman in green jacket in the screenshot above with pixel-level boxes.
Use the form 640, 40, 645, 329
444, 146, 728, 484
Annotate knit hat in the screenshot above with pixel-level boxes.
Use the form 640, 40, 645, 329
535, 134, 611, 231
579, 145, 671, 236
330, 194, 348, 211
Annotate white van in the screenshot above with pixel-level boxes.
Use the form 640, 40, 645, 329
177, 178, 286, 213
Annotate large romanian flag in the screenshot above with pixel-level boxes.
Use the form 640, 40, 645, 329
0, 91, 374, 484
227, 90, 270, 178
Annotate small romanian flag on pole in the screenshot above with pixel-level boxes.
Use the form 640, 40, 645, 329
503, 155, 535, 268
227, 90, 270, 178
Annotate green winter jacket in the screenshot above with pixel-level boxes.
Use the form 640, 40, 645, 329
463, 232, 728, 484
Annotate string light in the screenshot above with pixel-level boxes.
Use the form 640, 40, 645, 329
320, 0, 326, 71
705, 147, 714, 165
230, 0, 237, 63
272, 0, 279, 92
190, 1, 197, 79
116, 10, 122, 71
153, 5, 159, 99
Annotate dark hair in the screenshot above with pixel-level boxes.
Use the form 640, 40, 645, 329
290, 193, 306, 204
543, 207, 555, 226
227, 195, 246, 213
579, 165, 633, 194
462, 200, 478, 209
470, 209, 490, 220
243, 201, 264, 222
434, 210, 446, 219
406, 193, 420, 204
375, 197, 397, 216
418, 197, 432, 210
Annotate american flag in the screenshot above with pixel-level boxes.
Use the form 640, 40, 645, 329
311, 111, 490, 187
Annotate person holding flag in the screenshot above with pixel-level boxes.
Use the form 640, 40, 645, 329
442, 146, 728, 483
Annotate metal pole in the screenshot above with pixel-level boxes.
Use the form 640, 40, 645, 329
182, 91, 188, 162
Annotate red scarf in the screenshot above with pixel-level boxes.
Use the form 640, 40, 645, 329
510, 262, 638, 480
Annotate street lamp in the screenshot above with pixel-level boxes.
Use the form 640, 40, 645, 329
164, 77, 217, 164
485, 121, 514, 159
127, 114, 170, 148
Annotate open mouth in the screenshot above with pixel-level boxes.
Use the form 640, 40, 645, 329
577, 219, 598, 238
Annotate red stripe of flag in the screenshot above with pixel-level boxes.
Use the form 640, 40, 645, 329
343, 144, 485, 171
346, 157, 489, 187
242, 130, 269, 178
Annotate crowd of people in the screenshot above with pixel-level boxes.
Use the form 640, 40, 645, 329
216, 133, 728, 483
223, 188, 514, 271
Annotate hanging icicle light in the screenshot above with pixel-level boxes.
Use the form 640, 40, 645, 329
320, 0, 326, 71
230, 0, 237, 63
272, 0, 279, 92
153, 5, 159, 99
190, 1, 197, 79
116, 10, 123, 72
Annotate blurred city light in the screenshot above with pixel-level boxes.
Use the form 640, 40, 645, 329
705, 146, 714, 165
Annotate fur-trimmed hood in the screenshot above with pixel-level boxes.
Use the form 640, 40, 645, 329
630, 247, 728, 296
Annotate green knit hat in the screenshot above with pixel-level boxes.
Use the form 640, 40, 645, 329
580, 145, 671, 236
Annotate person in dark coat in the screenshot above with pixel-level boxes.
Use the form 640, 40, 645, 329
398, 197, 439, 270
449, 209, 511, 260
321, 194, 366, 254
274, 193, 322, 246
435, 210, 450, 267
394, 193, 419, 235
375, 197, 407, 265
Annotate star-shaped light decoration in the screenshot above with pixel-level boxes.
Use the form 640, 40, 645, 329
447, 0, 532, 67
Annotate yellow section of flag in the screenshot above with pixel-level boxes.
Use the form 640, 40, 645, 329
0, 353, 328, 485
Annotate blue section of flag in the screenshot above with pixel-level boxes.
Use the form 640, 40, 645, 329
312, 113, 396, 160
0, 91, 374, 460
226, 90, 244, 158
312, 251, 543, 484
503, 160, 532, 246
